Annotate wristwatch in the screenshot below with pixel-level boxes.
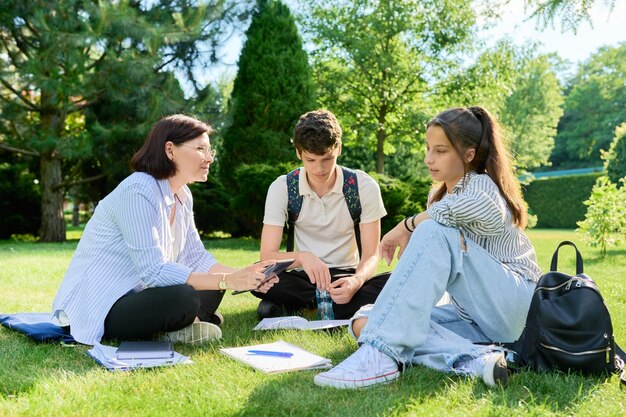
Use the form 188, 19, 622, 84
218, 273, 228, 290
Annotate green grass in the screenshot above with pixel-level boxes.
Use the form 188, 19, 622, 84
1, 230, 625, 416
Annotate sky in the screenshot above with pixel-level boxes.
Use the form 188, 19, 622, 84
200, 0, 626, 86
479, 0, 626, 65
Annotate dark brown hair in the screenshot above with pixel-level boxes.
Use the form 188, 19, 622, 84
292, 110, 342, 155
427, 106, 527, 228
130, 114, 212, 179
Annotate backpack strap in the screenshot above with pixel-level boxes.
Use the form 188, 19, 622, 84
550, 240, 584, 274
341, 166, 362, 257
286, 168, 303, 253
616, 343, 626, 387
285, 166, 362, 256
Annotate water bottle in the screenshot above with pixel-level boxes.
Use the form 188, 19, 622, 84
316, 288, 334, 320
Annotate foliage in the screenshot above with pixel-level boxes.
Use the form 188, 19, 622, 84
298, 0, 476, 175
577, 176, 626, 256
231, 162, 297, 237
0, 162, 41, 239
523, 173, 602, 228
500, 53, 564, 173
440, 40, 564, 174
550, 43, 626, 169
369, 173, 430, 234
524, 0, 617, 32
189, 175, 236, 237
0, 0, 250, 241
220, 0, 315, 186
602, 123, 626, 185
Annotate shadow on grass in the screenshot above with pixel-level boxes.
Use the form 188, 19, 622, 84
219, 331, 610, 417
0, 331, 94, 397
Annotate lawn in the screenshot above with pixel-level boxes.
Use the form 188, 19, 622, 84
1, 229, 625, 417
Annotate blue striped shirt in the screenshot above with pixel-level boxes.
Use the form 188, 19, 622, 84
52, 172, 217, 345
427, 172, 542, 282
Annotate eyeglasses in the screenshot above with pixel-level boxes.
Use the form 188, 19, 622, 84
178, 143, 217, 159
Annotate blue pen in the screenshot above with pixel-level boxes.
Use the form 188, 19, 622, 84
248, 350, 293, 358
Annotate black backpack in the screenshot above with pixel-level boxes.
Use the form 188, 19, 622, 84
511, 241, 625, 384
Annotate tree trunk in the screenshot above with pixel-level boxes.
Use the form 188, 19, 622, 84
376, 102, 388, 174
72, 198, 80, 227
39, 152, 66, 242
376, 128, 385, 174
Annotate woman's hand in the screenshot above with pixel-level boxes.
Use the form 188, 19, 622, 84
379, 219, 413, 265
225, 260, 278, 292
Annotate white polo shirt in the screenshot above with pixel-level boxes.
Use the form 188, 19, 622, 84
263, 166, 386, 268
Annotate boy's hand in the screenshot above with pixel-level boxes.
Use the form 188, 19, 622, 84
298, 251, 331, 291
329, 275, 361, 304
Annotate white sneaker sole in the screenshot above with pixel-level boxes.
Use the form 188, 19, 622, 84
156, 321, 222, 344
313, 369, 400, 389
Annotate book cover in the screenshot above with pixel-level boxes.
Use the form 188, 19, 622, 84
219, 340, 332, 373
253, 316, 350, 331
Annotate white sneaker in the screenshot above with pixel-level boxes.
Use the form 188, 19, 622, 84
463, 352, 509, 388
155, 321, 222, 344
313, 344, 400, 389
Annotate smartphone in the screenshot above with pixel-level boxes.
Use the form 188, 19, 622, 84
231, 259, 294, 295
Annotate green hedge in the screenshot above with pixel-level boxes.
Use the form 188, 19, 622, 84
369, 173, 430, 234
523, 173, 602, 228
0, 162, 41, 239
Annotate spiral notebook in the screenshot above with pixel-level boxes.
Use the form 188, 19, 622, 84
219, 340, 332, 373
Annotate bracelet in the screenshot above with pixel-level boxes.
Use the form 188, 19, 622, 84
403, 216, 413, 232
411, 213, 418, 230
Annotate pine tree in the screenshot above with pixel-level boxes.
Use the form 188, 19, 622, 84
0, 0, 247, 241
220, 0, 315, 185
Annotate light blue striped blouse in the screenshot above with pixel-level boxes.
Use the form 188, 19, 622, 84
52, 172, 217, 345
427, 171, 542, 282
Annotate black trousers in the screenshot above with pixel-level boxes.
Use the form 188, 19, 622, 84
252, 268, 390, 319
102, 284, 224, 340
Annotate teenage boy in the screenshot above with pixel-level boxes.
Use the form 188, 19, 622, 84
252, 110, 389, 319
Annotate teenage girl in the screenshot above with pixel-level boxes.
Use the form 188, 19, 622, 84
314, 106, 542, 389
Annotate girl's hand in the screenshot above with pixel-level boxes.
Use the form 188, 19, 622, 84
379, 220, 412, 265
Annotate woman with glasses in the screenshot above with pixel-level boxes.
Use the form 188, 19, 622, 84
52, 114, 278, 346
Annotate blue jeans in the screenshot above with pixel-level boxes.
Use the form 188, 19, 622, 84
356, 220, 534, 373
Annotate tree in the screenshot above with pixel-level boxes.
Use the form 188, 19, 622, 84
220, 0, 315, 186
298, 0, 476, 175
577, 176, 626, 257
437, 40, 564, 174
499, 53, 564, 173
603, 123, 626, 185
550, 43, 626, 169
0, 0, 249, 241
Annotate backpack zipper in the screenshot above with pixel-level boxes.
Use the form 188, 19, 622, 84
539, 340, 611, 364
535, 278, 576, 292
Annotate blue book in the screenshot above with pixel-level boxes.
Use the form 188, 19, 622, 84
116, 341, 174, 360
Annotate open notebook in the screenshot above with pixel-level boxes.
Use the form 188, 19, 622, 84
253, 316, 350, 331
219, 340, 332, 373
